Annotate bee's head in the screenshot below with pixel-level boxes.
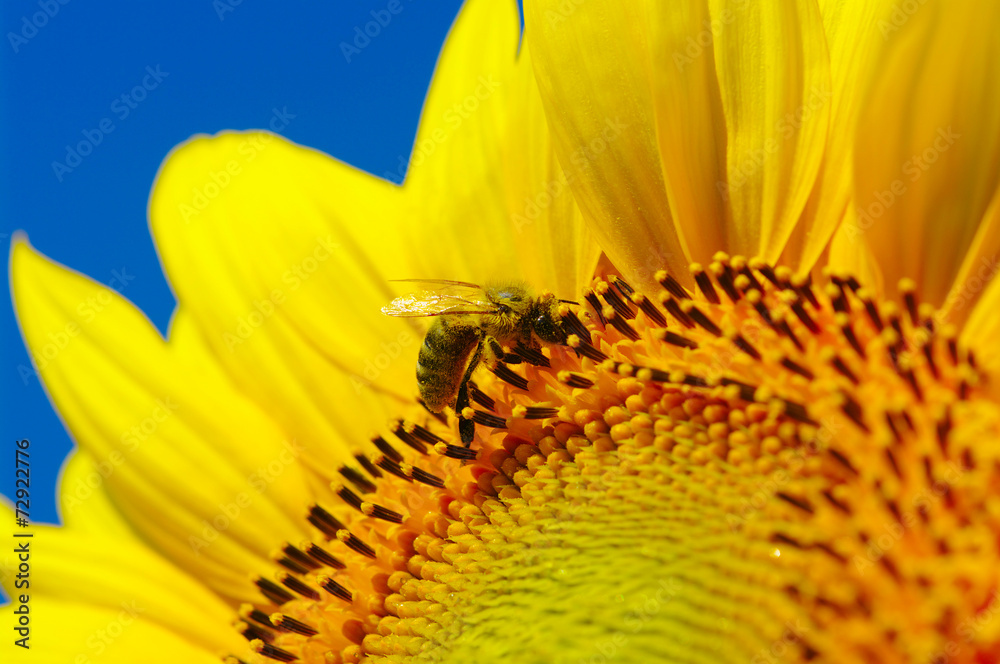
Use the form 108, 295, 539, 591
530, 294, 567, 344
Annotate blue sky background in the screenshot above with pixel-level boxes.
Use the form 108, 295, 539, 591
0, 0, 485, 525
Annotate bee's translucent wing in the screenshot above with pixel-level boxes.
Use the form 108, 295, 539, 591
382, 280, 496, 317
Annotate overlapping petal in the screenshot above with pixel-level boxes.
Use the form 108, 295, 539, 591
0, 598, 226, 664
649, 0, 830, 271
1, 453, 246, 663
851, 0, 1000, 307
525, 0, 688, 293
11, 241, 310, 602
151, 133, 420, 475
399, 0, 600, 297
779, 0, 894, 269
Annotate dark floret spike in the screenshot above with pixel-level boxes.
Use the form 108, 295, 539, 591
572, 340, 609, 362
306, 504, 345, 539
780, 357, 815, 380
271, 613, 318, 637
830, 355, 859, 385
523, 406, 559, 420
561, 372, 595, 389
609, 275, 634, 298
439, 443, 479, 460
337, 530, 377, 559
238, 621, 274, 643
303, 542, 346, 569
584, 290, 608, 326
354, 452, 383, 479
371, 436, 404, 463
318, 575, 354, 603
513, 344, 550, 367
712, 263, 741, 303
791, 298, 820, 334
407, 465, 446, 488
606, 309, 641, 341
656, 329, 698, 349
661, 296, 695, 328
492, 363, 530, 390
684, 303, 722, 337
862, 296, 884, 332
599, 281, 637, 319
469, 410, 508, 429
339, 466, 376, 494
277, 573, 321, 601
391, 420, 428, 454
374, 454, 411, 482
252, 640, 298, 662
559, 309, 592, 343
720, 378, 757, 402
731, 334, 761, 360
254, 577, 295, 605
407, 422, 446, 445
282, 543, 321, 571
656, 271, 691, 300
469, 382, 497, 411
336, 484, 364, 511
632, 293, 668, 327
273, 555, 308, 576
692, 265, 720, 304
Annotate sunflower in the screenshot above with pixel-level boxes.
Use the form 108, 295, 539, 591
5, 0, 1000, 662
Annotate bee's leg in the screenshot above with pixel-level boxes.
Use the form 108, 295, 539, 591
456, 381, 475, 447
483, 336, 520, 366
456, 340, 483, 447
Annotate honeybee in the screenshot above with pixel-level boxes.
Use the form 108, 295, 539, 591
382, 280, 569, 445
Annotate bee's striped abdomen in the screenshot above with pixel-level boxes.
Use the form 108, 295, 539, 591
416, 317, 480, 412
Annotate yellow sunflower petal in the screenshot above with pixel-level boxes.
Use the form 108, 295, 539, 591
957, 190, 1000, 370
779, 0, 895, 270
57, 449, 139, 538
149, 132, 434, 470
525, 0, 688, 293
0, 598, 232, 664
939, 189, 1000, 329
402, 0, 599, 297
647, 0, 830, 270
851, 0, 1000, 306
0, 502, 243, 656
11, 240, 309, 602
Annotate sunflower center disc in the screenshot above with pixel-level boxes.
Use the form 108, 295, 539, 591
239, 257, 1000, 664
